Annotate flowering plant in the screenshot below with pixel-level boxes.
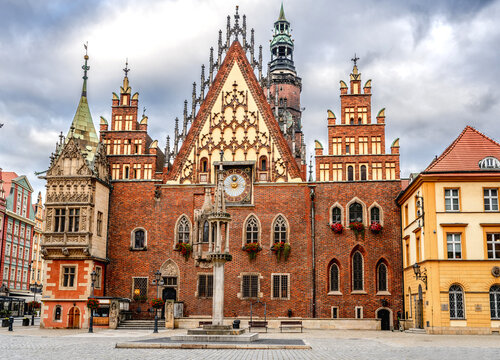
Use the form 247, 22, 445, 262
151, 298, 165, 309
349, 222, 365, 239
330, 223, 343, 234
271, 241, 291, 261
369, 222, 383, 234
242, 243, 262, 260
174, 242, 193, 260
87, 298, 100, 310
28, 301, 41, 309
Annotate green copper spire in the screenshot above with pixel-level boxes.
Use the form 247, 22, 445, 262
278, 2, 287, 21
66, 43, 99, 162
270, 3, 295, 72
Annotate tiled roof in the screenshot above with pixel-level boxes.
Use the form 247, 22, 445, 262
425, 126, 500, 172
1, 171, 19, 200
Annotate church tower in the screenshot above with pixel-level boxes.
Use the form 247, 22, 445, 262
266, 4, 305, 165
40, 49, 110, 329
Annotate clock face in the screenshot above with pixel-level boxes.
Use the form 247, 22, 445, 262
223, 168, 251, 203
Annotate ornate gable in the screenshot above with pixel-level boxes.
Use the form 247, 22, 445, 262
167, 41, 303, 184
47, 137, 93, 177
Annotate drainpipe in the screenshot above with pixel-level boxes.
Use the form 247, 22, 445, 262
103, 183, 112, 297
397, 196, 404, 322
309, 184, 316, 318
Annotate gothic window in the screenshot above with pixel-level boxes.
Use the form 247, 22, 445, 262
490, 285, 500, 319
273, 215, 288, 244
347, 166, 354, 181
330, 263, 339, 292
260, 156, 267, 171
245, 216, 259, 244
177, 216, 190, 244
377, 263, 388, 292
132, 229, 146, 249
449, 285, 465, 319
370, 207, 380, 224
349, 202, 363, 223
198, 274, 213, 298
242, 274, 259, 298
352, 252, 363, 291
200, 158, 208, 173
331, 207, 342, 224
202, 221, 209, 243
360, 165, 367, 181
54, 306, 62, 321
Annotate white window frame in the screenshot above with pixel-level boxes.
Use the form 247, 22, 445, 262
355, 306, 363, 319
447, 233, 462, 259
484, 188, 499, 212
487, 233, 500, 259
331, 306, 339, 319
444, 188, 460, 211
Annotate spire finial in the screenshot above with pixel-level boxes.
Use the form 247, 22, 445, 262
351, 53, 360, 67
142, 107, 146, 117
81, 42, 90, 97
278, 2, 286, 21
123, 58, 130, 77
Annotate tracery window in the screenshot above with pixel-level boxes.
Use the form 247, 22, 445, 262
245, 216, 259, 244
490, 285, 500, 319
352, 252, 363, 291
177, 216, 190, 244
331, 207, 342, 224
349, 202, 363, 223
273, 215, 288, 244
370, 207, 380, 223
449, 285, 465, 319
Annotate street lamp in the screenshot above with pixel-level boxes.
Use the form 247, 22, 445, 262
413, 263, 428, 290
153, 270, 162, 333
30, 283, 42, 326
89, 270, 97, 333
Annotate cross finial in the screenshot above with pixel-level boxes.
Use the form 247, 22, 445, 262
351, 53, 360, 67
123, 58, 130, 77
82, 42, 90, 81
142, 107, 146, 116
59, 131, 64, 144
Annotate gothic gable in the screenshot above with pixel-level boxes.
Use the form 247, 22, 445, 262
47, 137, 93, 177
167, 41, 303, 184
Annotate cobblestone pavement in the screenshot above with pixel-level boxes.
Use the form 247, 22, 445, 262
1, 327, 500, 360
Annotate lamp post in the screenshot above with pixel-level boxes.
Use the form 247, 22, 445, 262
153, 270, 162, 333
89, 270, 97, 333
413, 263, 428, 290
30, 283, 42, 326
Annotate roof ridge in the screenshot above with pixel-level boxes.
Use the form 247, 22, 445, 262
425, 127, 468, 171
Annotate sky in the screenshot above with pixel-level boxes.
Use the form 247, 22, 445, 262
1, 0, 499, 197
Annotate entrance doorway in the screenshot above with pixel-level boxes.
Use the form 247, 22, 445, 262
415, 284, 424, 329
377, 309, 391, 330
68, 306, 80, 329
161, 287, 177, 319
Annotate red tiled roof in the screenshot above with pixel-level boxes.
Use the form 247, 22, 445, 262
425, 126, 500, 172
1, 171, 19, 199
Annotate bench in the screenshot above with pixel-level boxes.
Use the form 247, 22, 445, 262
279, 320, 303, 333
248, 321, 268, 332
198, 321, 212, 327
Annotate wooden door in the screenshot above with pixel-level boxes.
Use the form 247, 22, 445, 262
68, 307, 80, 329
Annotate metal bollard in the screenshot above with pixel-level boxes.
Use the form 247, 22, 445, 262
8, 316, 13, 331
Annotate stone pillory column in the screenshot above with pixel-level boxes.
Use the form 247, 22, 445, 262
207, 149, 232, 326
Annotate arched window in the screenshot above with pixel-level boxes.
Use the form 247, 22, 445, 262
377, 263, 388, 292
347, 166, 354, 181
133, 229, 145, 249
177, 216, 190, 244
260, 156, 267, 171
245, 216, 259, 244
360, 165, 367, 181
349, 202, 363, 223
449, 285, 465, 319
273, 215, 288, 244
330, 263, 340, 292
200, 158, 208, 173
332, 207, 342, 224
124, 165, 130, 179
490, 285, 500, 319
202, 221, 209, 243
371, 207, 380, 223
352, 252, 363, 291
54, 305, 62, 321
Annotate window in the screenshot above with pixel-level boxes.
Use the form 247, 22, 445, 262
94, 266, 102, 289
133, 229, 146, 249
355, 306, 363, 319
112, 164, 120, 180
144, 164, 152, 179
447, 233, 462, 259
346, 138, 355, 154
371, 137, 381, 154
132, 277, 148, 298
331, 163, 342, 181
484, 189, 499, 211
198, 274, 213, 298
62, 266, 76, 288
177, 216, 190, 244
202, 221, 209, 243
449, 285, 465, 319
352, 252, 364, 291
330, 263, 339, 292
54, 209, 66, 232
164, 276, 177, 286
319, 163, 329, 181
345, 107, 354, 124
416, 236, 421, 262
331, 306, 339, 319
200, 158, 208, 172
68, 209, 80, 232
385, 162, 396, 180
372, 163, 382, 180
97, 212, 103, 236
359, 137, 368, 154
5, 243, 10, 256
332, 138, 342, 155
444, 189, 459, 211
123, 165, 130, 179
245, 216, 259, 244
360, 165, 367, 181
259, 156, 267, 171
273, 215, 288, 244
370, 207, 380, 223
331, 207, 341, 224
347, 166, 354, 181
272, 274, 289, 299
3, 267, 8, 280
242, 274, 259, 298
349, 202, 363, 223
487, 233, 500, 259
377, 263, 388, 292
490, 285, 500, 319
479, 157, 500, 169
54, 306, 62, 321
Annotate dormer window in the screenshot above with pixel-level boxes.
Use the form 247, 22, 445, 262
479, 157, 500, 169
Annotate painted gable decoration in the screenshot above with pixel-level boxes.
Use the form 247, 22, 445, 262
167, 41, 303, 184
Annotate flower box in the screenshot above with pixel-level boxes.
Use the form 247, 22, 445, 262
349, 222, 365, 239
271, 242, 291, 261
242, 243, 262, 260
369, 222, 383, 234
330, 223, 343, 234
174, 243, 193, 260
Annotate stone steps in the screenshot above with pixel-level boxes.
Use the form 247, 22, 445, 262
405, 328, 426, 334
117, 320, 165, 330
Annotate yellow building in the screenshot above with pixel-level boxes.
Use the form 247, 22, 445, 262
398, 126, 500, 334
